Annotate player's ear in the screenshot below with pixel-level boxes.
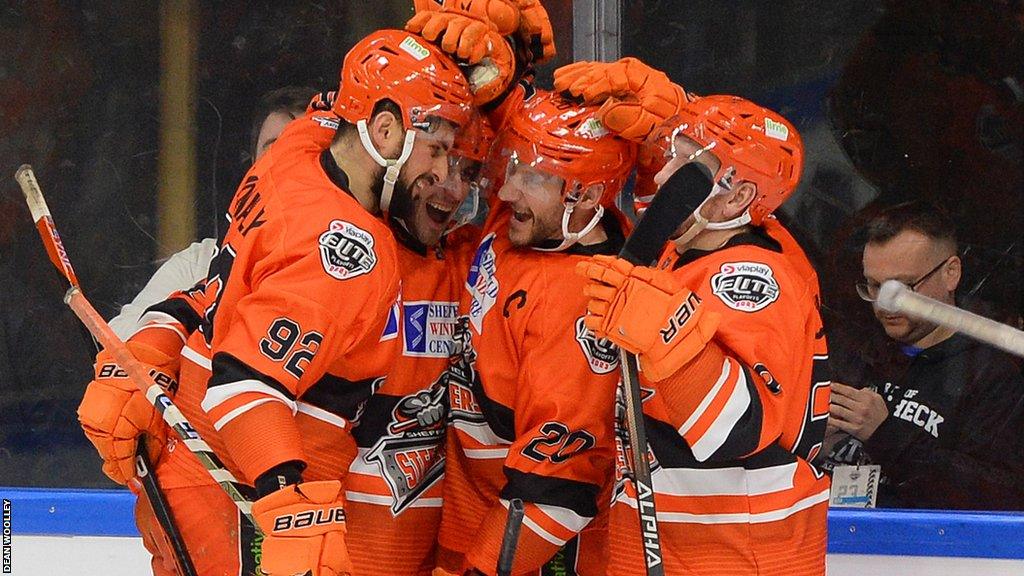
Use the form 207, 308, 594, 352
723, 181, 757, 220
368, 109, 402, 157
575, 183, 605, 210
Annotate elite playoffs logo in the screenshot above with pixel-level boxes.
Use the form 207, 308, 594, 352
467, 233, 499, 333
318, 220, 377, 280
403, 300, 458, 358
366, 383, 447, 515
710, 261, 780, 312
574, 316, 620, 374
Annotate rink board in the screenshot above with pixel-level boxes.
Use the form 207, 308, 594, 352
3, 488, 1024, 575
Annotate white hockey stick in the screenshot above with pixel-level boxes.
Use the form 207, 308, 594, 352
877, 280, 1024, 358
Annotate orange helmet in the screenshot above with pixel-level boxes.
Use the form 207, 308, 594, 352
447, 114, 496, 228
332, 29, 474, 132
494, 89, 637, 206
644, 95, 803, 225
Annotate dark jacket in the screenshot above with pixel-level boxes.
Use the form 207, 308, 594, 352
828, 333, 1024, 510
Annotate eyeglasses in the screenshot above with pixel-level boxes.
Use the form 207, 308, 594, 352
856, 255, 953, 302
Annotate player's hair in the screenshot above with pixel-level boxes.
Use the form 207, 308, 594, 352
864, 200, 958, 250
248, 85, 316, 161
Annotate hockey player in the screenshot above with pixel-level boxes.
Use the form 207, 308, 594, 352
434, 89, 637, 576
342, 115, 494, 575
566, 79, 831, 574
76, 29, 474, 576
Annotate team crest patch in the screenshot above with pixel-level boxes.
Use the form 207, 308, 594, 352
403, 300, 459, 357
575, 316, 620, 374
467, 233, 499, 333
318, 220, 377, 280
365, 383, 447, 515
710, 261, 780, 312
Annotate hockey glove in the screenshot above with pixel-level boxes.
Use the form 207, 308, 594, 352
253, 480, 353, 576
78, 340, 178, 485
512, 0, 556, 64
577, 255, 720, 381
406, 11, 516, 106
553, 57, 691, 143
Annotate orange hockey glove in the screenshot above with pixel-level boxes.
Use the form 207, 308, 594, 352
577, 255, 720, 381
554, 57, 691, 143
253, 480, 353, 576
512, 0, 556, 63
77, 341, 178, 485
406, 12, 516, 106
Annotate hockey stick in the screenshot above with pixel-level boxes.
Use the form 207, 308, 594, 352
877, 280, 1024, 358
614, 163, 714, 576
136, 436, 198, 576
496, 498, 525, 576
14, 165, 262, 535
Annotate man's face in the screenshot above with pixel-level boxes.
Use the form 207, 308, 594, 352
388, 120, 460, 246
862, 229, 958, 344
255, 111, 297, 161
497, 161, 566, 247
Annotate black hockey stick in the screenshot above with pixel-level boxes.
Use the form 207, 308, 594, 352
136, 436, 198, 576
497, 498, 525, 576
615, 162, 714, 576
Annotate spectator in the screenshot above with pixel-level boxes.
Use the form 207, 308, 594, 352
108, 85, 315, 338
824, 200, 1024, 510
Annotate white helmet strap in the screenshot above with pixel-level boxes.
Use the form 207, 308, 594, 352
357, 119, 417, 215
534, 196, 605, 253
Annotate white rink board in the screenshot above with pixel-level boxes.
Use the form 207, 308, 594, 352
9, 535, 150, 576
828, 553, 1024, 575
8, 535, 1024, 576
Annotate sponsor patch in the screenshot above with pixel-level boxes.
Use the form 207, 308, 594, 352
467, 234, 499, 333
318, 220, 377, 280
402, 300, 458, 357
312, 115, 340, 130
399, 36, 430, 61
574, 316, 620, 374
710, 261, 780, 312
576, 116, 609, 139
764, 117, 790, 141
381, 297, 401, 342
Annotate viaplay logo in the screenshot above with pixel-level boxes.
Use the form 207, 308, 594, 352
402, 301, 459, 358
710, 261, 780, 312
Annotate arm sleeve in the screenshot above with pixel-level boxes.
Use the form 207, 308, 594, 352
865, 362, 1024, 509
465, 275, 617, 574
651, 269, 819, 462
202, 247, 399, 484
108, 238, 218, 339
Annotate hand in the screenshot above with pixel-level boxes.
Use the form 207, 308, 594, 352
77, 341, 177, 485
553, 57, 691, 143
576, 255, 719, 381
511, 0, 556, 64
253, 480, 353, 576
829, 382, 889, 441
406, 12, 516, 106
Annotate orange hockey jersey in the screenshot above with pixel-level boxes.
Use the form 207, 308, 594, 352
344, 225, 480, 576
437, 211, 626, 576
608, 221, 831, 576
163, 113, 402, 488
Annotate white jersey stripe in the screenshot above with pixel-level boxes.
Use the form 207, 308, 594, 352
181, 344, 213, 370
618, 486, 830, 525
652, 462, 798, 497
690, 364, 751, 461
201, 379, 297, 414
463, 448, 509, 459
212, 397, 278, 431
677, 358, 733, 437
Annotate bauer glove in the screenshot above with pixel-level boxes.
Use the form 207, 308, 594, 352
78, 339, 178, 485
577, 255, 720, 381
252, 480, 353, 576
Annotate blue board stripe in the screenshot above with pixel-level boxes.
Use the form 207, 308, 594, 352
1, 487, 139, 537
828, 508, 1024, 559
4, 487, 1024, 558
